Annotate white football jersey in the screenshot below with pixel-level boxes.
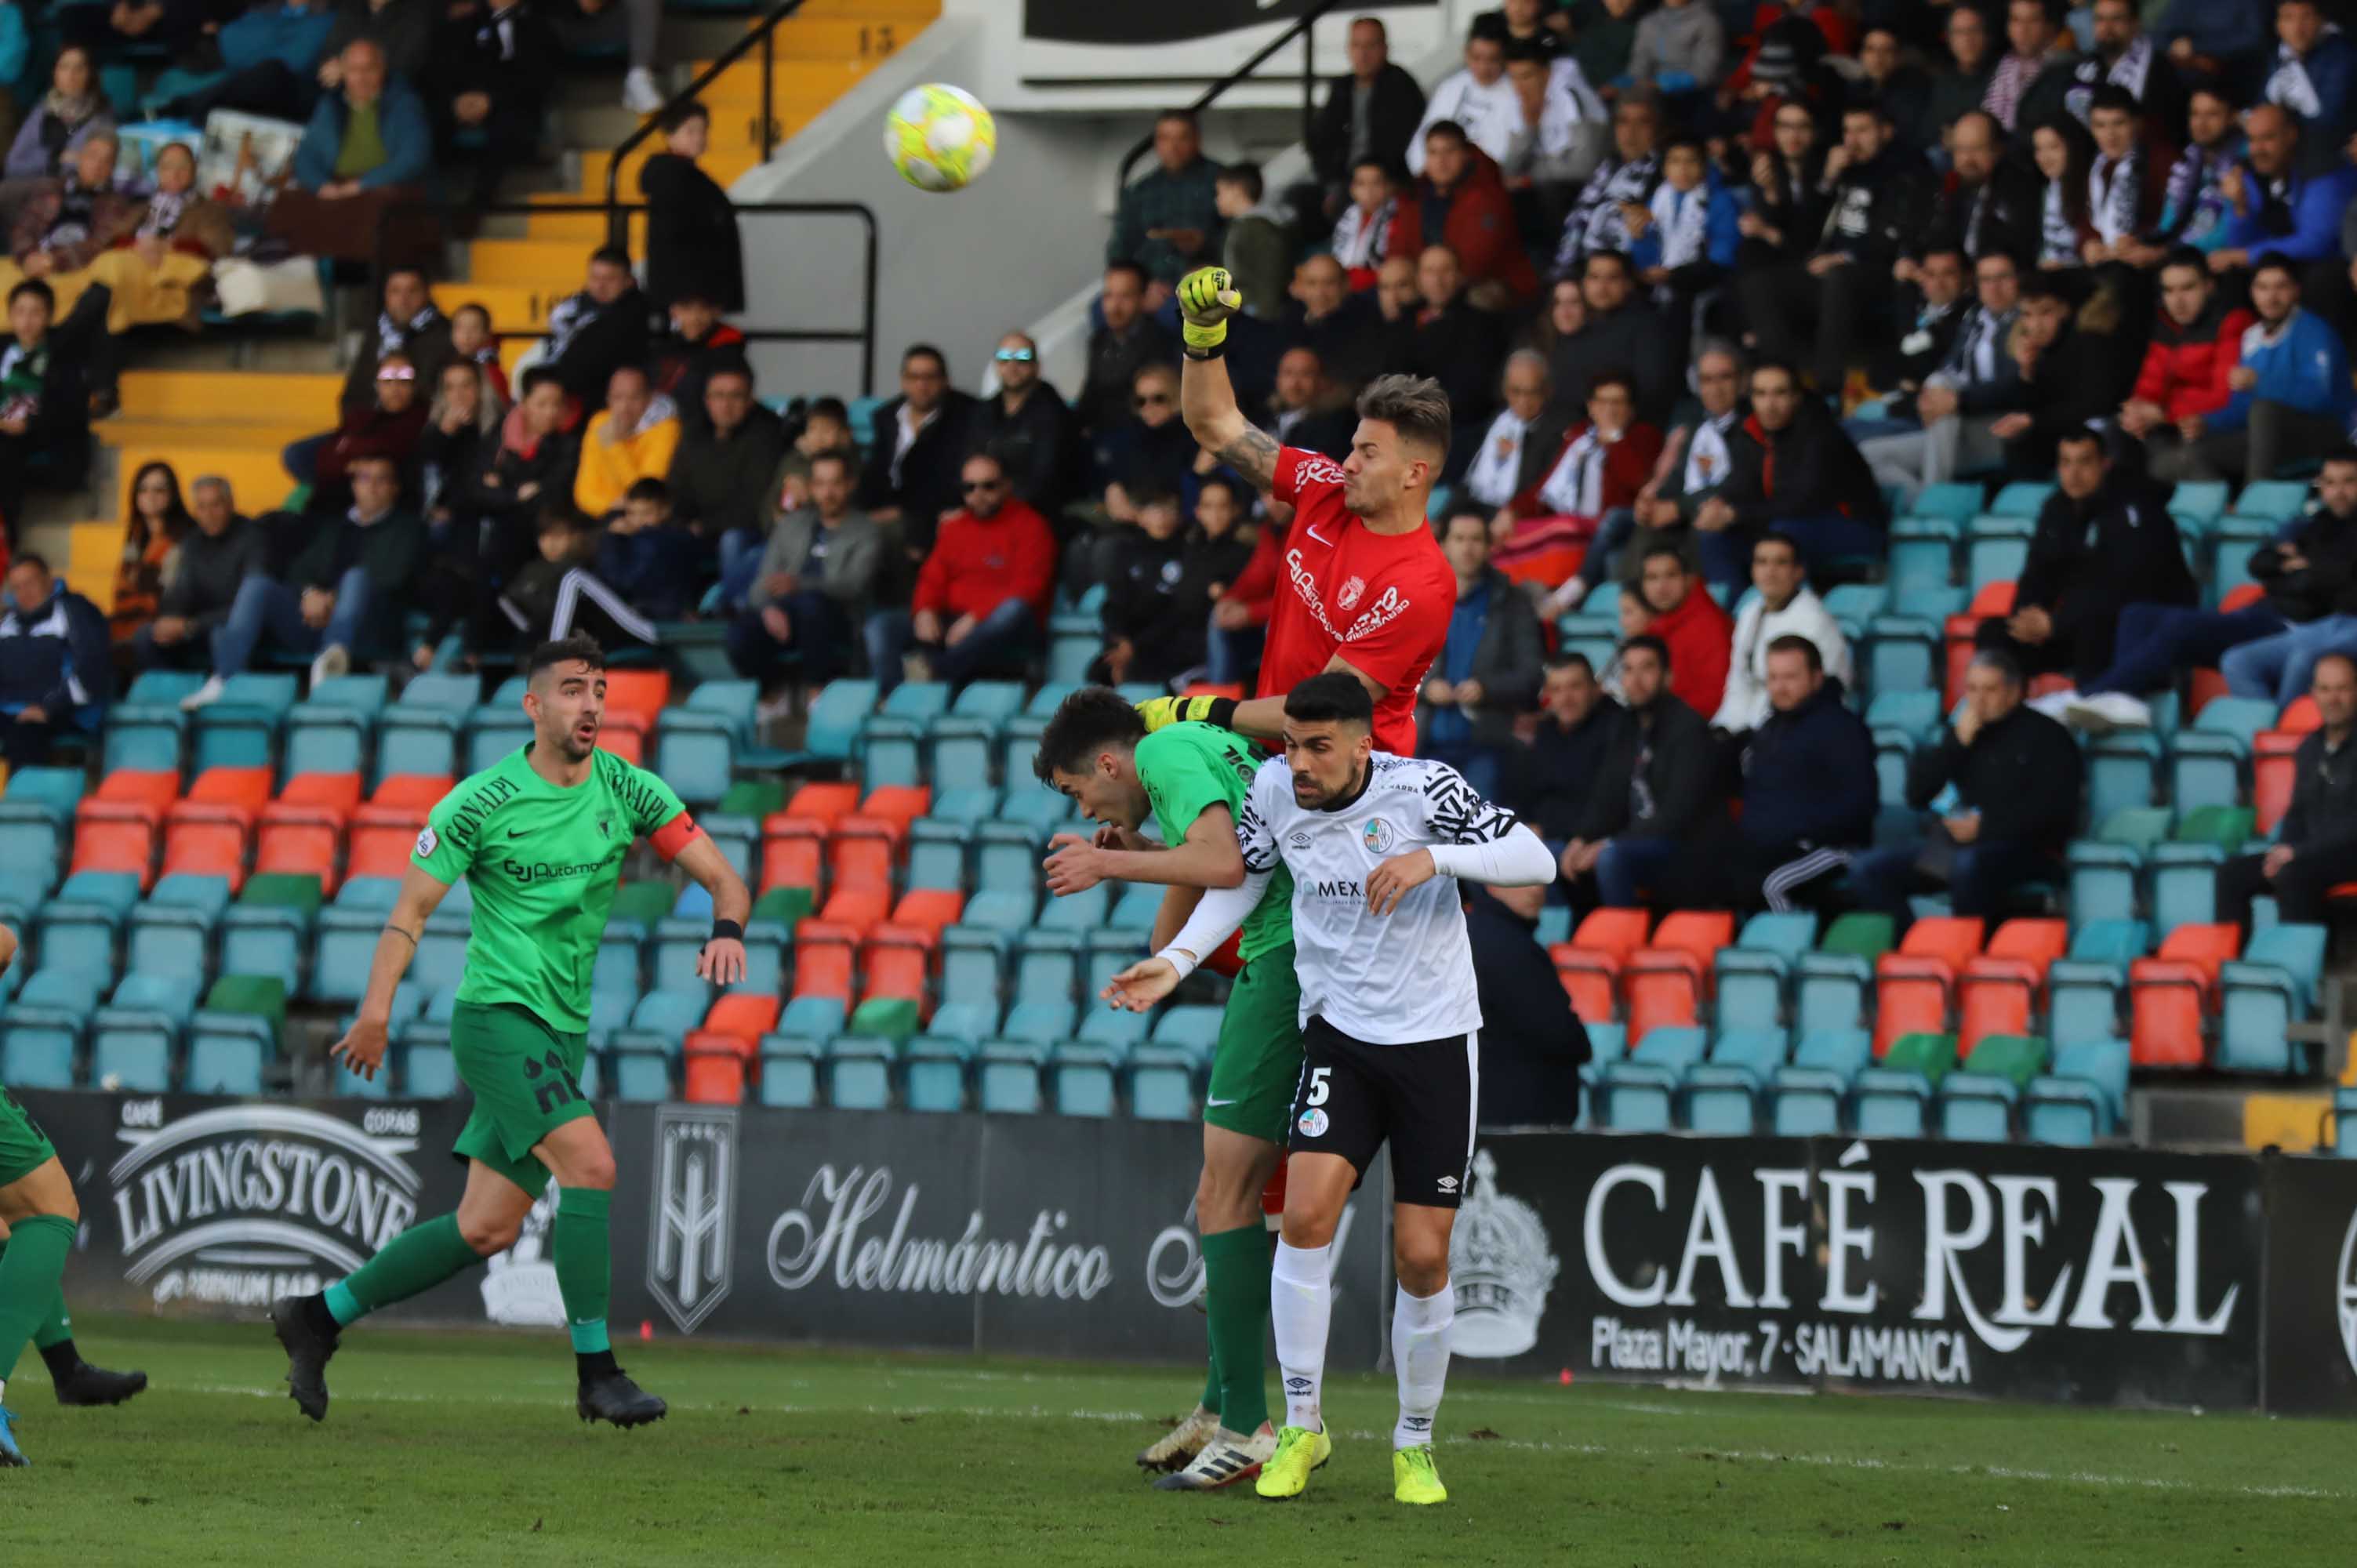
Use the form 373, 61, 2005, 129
1237, 752, 1519, 1046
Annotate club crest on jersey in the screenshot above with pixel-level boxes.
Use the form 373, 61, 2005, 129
1338, 574, 1366, 611
414, 826, 438, 857
1362, 817, 1396, 855
597, 815, 612, 840
1298, 1108, 1329, 1138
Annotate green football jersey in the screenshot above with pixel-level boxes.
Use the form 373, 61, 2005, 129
412, 746, 688, 1031
1134, 721, 1293, 963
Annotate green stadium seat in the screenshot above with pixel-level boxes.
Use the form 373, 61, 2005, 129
1938, 1034, 2049, 1141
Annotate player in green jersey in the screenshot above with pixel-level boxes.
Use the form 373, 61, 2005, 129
0, 920, 151, 1468
268, 636, 751, 1429
1034, 688, 1301, 1490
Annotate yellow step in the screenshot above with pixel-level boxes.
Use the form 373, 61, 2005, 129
579, 145, 758, 201
67, 518, 121, 612
521, 203, 648, 246
100, 416, 321, 453
717, 16, 932, 60
753, 0, 936, 17
463, 238, 597, 289
433, 281, 561, 335
2243, 1092, 2334, 1152
110, 445, 300, 517
118, 369, 341, 423
693, 58, 875, 104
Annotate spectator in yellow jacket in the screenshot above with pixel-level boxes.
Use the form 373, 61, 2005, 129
572, 364, 680, 519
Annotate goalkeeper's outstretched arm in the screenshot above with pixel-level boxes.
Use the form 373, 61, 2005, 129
1176, 267, 1283, 495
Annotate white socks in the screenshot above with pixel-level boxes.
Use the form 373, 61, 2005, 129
1392, 1282, 1455, 1450
1269, 1240, 1331, 1432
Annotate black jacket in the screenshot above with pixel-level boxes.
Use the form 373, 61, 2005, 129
1517, 699, 1629, 840
460, 428, 578, 528
1288, 292, 1386, 390
1261, 401, 1356, 464
2010, 322, 2133, 464
546, 284, 654, 410
2016, 476, 2196, 621
1921, 160, 2041, 264
2251, 504, 2357, 622
290, 507, 426, 597
1089, 415, 1197, 499
670, 408, 787, 542
1099, 528, 1194, 683
1738, 677, 1876, 851
975, 383, 1077, 517
1818, 146, 1927, 270
650, 324, 750, 436
2279, 728, 2357, 856
343, 309, 452, 421
1465, 885, 1588, 1128
1410, 296, 1509, 434
1877, 296, 1967, 394
1545, 300, 1680, 428
1719, 401, 1888, 533
156, 518, 265, 634
639, 151, 745, 314
431, 5, 558, 109
1078, 319, 1176, 436
1580, 691, 1719, 842
1306, 62, 1426, 187
854, 390, 979, 554
1415, 568, 1545, 750
1906, 702, 2083, 855
0, 584, 110, 717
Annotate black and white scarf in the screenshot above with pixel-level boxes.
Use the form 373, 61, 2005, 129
377, 302, 442, 360
2268, 31, 2336, 121
2067, 35, 2153, 122
2088, 149, 2141, 244
2038, 177, 2078, 267
136, 187, 187, 240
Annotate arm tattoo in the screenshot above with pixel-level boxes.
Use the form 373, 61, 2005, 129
382, 924, 418, 948
1215, 425, 1282, 493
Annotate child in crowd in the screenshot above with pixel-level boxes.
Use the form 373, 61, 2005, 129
1331, 158, 1396, 290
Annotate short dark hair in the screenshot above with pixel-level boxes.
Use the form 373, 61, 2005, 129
1588, 370, 1636, 402
1155, 107, 1200, 132
526, 633, 605, 681
2322, 447, 2357, 470
808, 448, 855, 480
2055, 427, 2107, 459
1104, 259, 1148, 291
1466, 14, 1509, 45
1970, 647, 2025, 688
1754, 530, 1801, 562
1504, 38, 1549, 69
903, 343, 948, 376
1423, 118, 1469, 149
1440, 504, 1489, 537
1640, 542, 1688, 571
7, 278, 53, 313
1033, 686, 1146, 782
588, 245, 632, 272
1284, 671, 1375, 728
1355, 373, 1452, 462
8, 550, 48, 575
1766, 633, 1822, 673
2087, 83, 2139, 120
2159, 245, 2210, 278
1621, 633, 1671, 672
520, 365, 565, 399
1546, 651, 1595, 678
1750, 356, 1800, 387
625, 477, 670, 505
383, 262, 430, 292
1131, 485, 1179, 514
1582, 249, 1633, 281
537, 507, 590, 539
807, 395, 851, 425
1216, 161, 1265, 201
660, 99, 709, 134
2253, 257, 2302, 289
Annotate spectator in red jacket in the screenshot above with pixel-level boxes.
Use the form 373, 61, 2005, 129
1492, 371, 1663, 610
910, 451, 1055, 686
2118, 248, 2254, 474
1386, 120, 1538, 308
1633, 540, 1732, 718
308, 350, 430, 512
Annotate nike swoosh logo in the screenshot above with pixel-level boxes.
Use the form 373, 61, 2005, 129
1306, 524, 1333, 545
1205, 1097, 1238, 1107
507, 828, 530, 839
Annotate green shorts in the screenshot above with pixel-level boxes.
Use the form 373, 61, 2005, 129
1204, 944, 1305, 1146
0, 1085, 58, 1190
451, 1000, 595, 1202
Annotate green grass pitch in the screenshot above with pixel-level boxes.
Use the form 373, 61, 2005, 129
0, 1315, 2343, 1565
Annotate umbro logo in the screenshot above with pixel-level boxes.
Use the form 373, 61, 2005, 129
1401, 1415, 1433, 1432
1284, 1377, 1313, 1394
1436, 1175, 1459, 1193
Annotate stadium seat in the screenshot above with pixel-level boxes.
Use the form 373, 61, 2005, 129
69, 808, 160, 891
1049, 1040, 1121, 1116
757, 1035, 823, 1109
1600, 1025, 1707, 1131
902, 1033, 971, 1112
1548, 907, 1650, 1023
1956, 919, 2065, 1057
1770, 1029, 1872, 1135
2217, 924, 2329, 1074
92, 971, 205, 1090
1625, 912, 1732, 1043
1871, 917, 1984, 1056
2084, 731, 2160, 826
2252, 731, 2302, 834
104, 672, 205, 775
777, 993, 849, 1040
975, 1037, 1048, 1112
0, 766, 86, 895
127, 873, 234, 985
796, 681, 877, 765
683, 1031, 753, 1105
0, 968, 106, 1087
1853, 1032, 1958, 1136
790, 921, 858, 1000
2025, 1039, 2131, 1144
1683, 1028, 1788, 1134
191, 673, 297, 771
284, 674, 388, 780
1153, 1004, 1224, 1060
759, 817, 826, 899
1015, 930, 1082, 1004
2127, 924, 2241, 1068
1938, 1034, 2049, 1141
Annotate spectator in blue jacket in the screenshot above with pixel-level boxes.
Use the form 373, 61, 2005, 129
0, 553, 108, 768
267, 38, 434, 263
158, 0, 338, 123
2160, 258, 2353, 482
1665, 635, 1874, 913
2211, 104, 2357, 276
2154, 85, 2246, 256
2266, 0, 2357, 172
2158, 0, 2272, 93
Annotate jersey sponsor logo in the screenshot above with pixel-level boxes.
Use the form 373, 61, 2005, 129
506, 826, 531, 839
1295, 454, 1348, 488
648, 1105, 738, 1334
1436, 1174, 1460, 1193
415, 826, 438, 857
501, 856, 612, 884
1283, 547, 1417, 646
1362, 817, 1396, 855
1298, 1108, 1330, 1138
105, 1102, 425, 1309
1306, 523, 1335, 545
441, 773, 524, 852
1449, 1148, 1560, 1359
1310, 879, 1364, 899
597, 815, 613, 840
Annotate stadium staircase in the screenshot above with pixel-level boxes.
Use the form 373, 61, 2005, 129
35, 0, 936, 611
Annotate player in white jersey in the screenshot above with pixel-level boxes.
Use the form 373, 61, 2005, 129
1102, 673, 1556, 1507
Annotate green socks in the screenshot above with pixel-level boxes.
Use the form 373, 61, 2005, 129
1201, 1223, 1272, 1435
554, 1188, 612, 1356
0, 1215, 74, 1383
1199, 1338, 1222, 1420
332, 1212, 484, 1323
0, 1239, 73, 1352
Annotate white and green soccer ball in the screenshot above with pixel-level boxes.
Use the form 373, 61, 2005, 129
884, 82, 996, 192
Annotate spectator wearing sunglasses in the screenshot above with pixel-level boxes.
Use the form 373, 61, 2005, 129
975, 331, 1077, 518
908, 451, 1056, 686
1084, 361, 1200, 540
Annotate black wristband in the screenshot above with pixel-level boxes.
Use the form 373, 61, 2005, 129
1205, 696, 1238, 731
1182, 338, 1226, 361
710, 919, 744, 943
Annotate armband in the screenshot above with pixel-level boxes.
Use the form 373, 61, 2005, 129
710, 919, 743, 944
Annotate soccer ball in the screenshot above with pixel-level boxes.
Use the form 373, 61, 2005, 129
884, 83, 996, 192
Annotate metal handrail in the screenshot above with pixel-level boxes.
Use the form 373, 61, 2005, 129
374, 198, 881, 394
603, 0, 812, 241
1113, 0, 1353, 189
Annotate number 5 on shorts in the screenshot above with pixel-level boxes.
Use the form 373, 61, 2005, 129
1304, 1067, 1331, 1106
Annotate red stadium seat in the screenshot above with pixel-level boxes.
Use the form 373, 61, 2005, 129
2253, 731, 2302, 835
859, 926, 933, 1013
254, 817, 343, 894
703, 993, 782, 1040
367, 775, 453, 812
1549, 911, 1651, 1024
1872, 917, 1985, 1056
858, 786, 930, 834
829, 818, 899, 893
347, 775, 452, 882
790, 920, 859, 998
779, 782, 860, 828
890, 888, 963, 934
1956, 919, 2068, 1057
818, 887, 892, 932
599, 670, 671, 738
69, 816, 158, 889
77, 770, 180, 828
1945, 583, 2014, 704
2127, 924, 2242, 1069
1625, 911, 1734, 1044
162, 817, 249, 891
2217, 583, 2267, 613
759, 817, 826, 897
681, 1039, 749, 1105
270, 771, 364, 815
2278, 695, 2320, 735
597, 728, 645, 766
2187, 666, 2228, 720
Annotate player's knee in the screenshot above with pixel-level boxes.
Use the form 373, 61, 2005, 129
1393, 1234, 1450, 1295
1279, 1207, 1339, 1250
459, 1211, 522, 1255
564, 1148, 619, 1192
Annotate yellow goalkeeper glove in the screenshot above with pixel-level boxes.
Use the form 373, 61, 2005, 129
1176, 267, 1241, 358
1135, 693, 1240, 734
